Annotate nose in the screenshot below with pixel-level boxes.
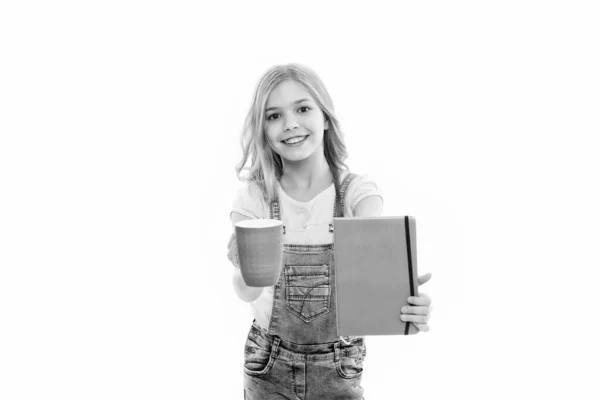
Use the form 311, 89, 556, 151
283, 114, 299, 131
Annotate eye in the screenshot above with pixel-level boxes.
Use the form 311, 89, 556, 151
266, 113, 280, 121
298, 106, 311, 113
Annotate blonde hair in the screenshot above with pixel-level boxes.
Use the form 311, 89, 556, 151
235, 63, 349, 204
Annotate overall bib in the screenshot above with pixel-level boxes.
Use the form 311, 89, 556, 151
243, 173, 366, 400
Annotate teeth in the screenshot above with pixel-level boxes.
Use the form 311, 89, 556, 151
284, 136, 306, 144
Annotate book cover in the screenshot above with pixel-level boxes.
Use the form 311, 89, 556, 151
333, 216, 419, 336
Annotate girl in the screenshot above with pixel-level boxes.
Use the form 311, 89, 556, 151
227, 63, 432, 399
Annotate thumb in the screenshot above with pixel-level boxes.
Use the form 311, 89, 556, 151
418, 272, 432, 286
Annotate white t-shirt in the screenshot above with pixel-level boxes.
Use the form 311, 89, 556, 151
230, 171, 383, 330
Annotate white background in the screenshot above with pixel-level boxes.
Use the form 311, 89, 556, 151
1, 1, 599, 399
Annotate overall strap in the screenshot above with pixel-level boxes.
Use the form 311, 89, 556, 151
338, 172, 358, 217
269, 190, 284, 233
329, 172, 358, 232
269, 193, 281, 220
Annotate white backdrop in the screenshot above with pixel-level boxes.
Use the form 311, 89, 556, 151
1, 1, 599, 399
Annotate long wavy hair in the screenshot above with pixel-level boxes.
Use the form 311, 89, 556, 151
235, 63, 349, 204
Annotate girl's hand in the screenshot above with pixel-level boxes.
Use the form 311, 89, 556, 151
227, 232, 240, 268
228, 231, 264, 302
400, 273, 433, 332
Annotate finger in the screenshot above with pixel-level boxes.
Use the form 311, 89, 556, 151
227, 243, 241, 269
414, 323, 430, 333
232, 250, 240, 268
227, 232, 237, 249
400, 314, 430, 324
407, 293, 431, 306
401, 306, 430, 315
417, 273, 432, 286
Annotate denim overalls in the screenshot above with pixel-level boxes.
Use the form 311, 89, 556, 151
243, 173, 366, 400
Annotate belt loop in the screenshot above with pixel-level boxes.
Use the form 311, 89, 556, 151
271, 337, 281, 359
333, 342, 341, 363
339, 335, 352, 345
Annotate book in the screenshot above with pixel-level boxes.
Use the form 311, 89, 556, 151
333, 216, 419, 336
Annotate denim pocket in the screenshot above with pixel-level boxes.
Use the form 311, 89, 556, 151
284, 264, 331, 322
243, 334, 275, 376
335, 348, 366, 379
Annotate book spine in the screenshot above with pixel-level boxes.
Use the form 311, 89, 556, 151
404, 216, 416, 335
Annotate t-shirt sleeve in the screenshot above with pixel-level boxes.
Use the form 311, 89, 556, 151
344, 174, 384, 217
230, 182, 268, 220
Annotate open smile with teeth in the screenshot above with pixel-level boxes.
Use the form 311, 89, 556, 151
282, 135, 308, 145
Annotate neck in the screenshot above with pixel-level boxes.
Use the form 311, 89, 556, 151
280, 148, 332, 190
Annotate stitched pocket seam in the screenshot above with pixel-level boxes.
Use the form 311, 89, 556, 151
284, 265, 331, 323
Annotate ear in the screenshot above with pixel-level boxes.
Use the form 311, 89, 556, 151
324, 118, 330, 131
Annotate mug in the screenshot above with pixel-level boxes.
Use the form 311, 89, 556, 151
235, 219, 284, 287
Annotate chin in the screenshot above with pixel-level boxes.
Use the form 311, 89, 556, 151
282, 147, 317, 161
279, 153, 311, 163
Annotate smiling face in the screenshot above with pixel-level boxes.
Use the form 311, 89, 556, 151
264, 80, 330, 164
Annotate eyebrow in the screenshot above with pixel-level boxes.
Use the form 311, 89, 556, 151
265, 98, 311, 113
